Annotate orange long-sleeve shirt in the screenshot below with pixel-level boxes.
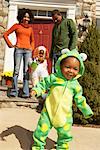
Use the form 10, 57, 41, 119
3, 23, 35, 50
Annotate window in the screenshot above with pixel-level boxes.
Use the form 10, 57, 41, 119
19, 9, 67, 18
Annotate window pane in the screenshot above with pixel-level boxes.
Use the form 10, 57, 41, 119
61, 12, 67, 18
38, 10, 46, 16
48, 11, 52, 17
32, 10, 37, 16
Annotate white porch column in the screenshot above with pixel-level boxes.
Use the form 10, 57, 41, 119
67, 6, 76, 21
4, 4, 18, 73
3, 4, 23, 81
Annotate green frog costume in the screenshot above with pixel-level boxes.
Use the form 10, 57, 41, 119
32, 49, 93, 150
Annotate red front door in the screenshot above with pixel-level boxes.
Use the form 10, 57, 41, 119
31, 20, 54, 74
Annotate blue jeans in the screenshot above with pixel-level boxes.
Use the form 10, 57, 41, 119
10, 48, 32, 97
53, 51, 61, 72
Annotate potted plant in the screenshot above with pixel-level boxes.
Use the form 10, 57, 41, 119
1, 71, 13, 86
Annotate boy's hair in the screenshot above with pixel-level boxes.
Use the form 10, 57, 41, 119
60, 56, 80, 67
51, 9, 62, 17
17, 8, 34, 23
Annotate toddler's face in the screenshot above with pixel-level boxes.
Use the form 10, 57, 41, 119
61, 57, 80, 80
39, 50, 44, 57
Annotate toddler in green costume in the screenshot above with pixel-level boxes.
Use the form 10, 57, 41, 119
31, 49, 93, 150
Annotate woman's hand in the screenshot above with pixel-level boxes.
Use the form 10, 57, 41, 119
13, 45, 18, 48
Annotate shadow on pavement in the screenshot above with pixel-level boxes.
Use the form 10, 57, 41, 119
0, 125, 55, 150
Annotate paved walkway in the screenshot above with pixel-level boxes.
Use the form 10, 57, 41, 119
0, 107, 100, 150
0, 85, 100, 150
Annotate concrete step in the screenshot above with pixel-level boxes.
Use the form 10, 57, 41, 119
0, 85, 39, 109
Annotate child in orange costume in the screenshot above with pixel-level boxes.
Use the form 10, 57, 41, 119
29, 46, 49, 112
31, 45, 49, 86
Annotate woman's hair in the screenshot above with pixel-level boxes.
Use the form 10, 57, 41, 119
51, 9, 62, 17
17, 8, 34, 23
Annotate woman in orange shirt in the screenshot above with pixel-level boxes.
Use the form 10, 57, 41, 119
3, 8, 35, 98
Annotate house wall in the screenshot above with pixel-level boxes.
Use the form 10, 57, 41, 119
76, 0, 96, 25
0, 0, 97, 80
0, 0, 9, 79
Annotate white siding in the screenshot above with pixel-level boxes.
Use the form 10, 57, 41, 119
96, 0, 100, 18
10, 0, 76, 5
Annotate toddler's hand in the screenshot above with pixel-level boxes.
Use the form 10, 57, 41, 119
30, 90, 37, 97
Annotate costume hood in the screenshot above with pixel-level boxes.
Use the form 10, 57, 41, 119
33, 45, 49, 59
55, 49, 86, 80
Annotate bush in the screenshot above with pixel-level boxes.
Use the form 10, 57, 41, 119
73, 25, 100, 125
